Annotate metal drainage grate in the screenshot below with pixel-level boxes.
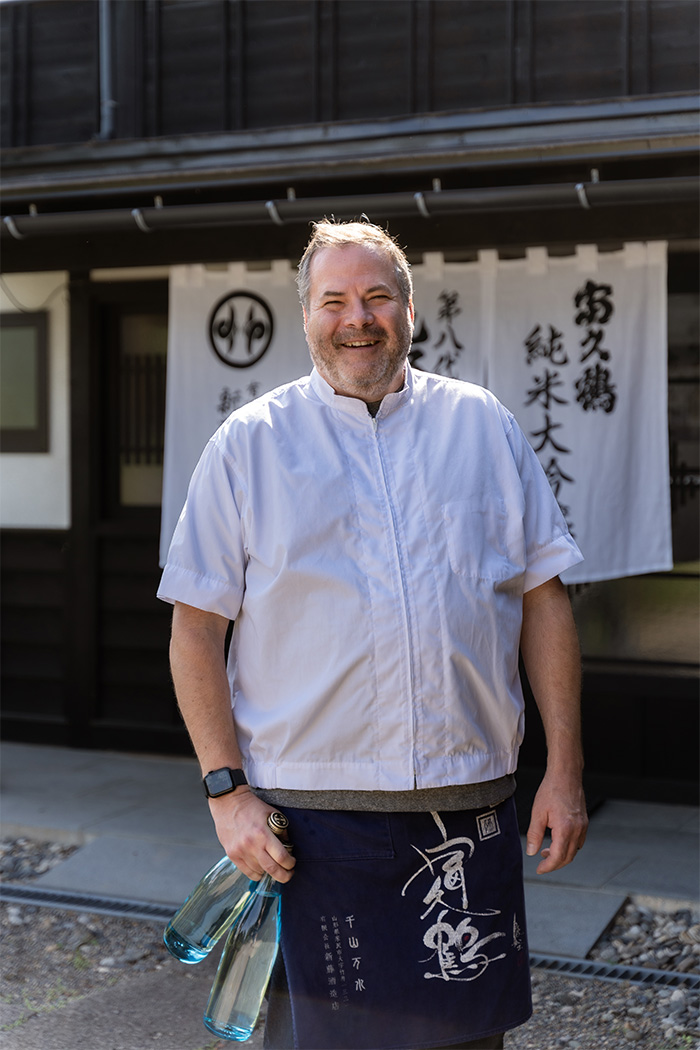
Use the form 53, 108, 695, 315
2, 884, 698, 991
0, 882, 173, 923
530, 952, 700, 990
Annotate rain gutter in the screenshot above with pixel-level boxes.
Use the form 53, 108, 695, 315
2, 175, 697, 241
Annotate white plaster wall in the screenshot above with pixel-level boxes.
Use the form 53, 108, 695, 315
0, 272, 71, 528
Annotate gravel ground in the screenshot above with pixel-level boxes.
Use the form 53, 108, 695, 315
1, 838, 698, 1050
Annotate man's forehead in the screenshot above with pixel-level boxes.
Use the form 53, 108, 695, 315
309, 244, 398, 294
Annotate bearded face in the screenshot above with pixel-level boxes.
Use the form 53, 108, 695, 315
303, 244, 414, 403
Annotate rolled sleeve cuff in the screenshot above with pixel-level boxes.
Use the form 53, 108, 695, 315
523, 534, 584, 593
157, 562, 242, 621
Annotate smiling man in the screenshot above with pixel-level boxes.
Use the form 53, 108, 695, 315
158, 220, 588, 1050
301, 236, 414, 401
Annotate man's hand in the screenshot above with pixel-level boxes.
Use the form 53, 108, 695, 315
526, 768, 588, 874
209, 787, 296, 884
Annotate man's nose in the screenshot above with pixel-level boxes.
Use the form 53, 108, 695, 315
344, 297, 373, 327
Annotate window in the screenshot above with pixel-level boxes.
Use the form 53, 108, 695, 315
118, 313, 168, 507
0, 312, 49, 453
95, 282, 169, 517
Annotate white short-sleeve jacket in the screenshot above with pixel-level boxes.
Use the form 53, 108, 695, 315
158, 366, 583, 791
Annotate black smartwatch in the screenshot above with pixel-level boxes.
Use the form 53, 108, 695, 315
203, 767, 248, 798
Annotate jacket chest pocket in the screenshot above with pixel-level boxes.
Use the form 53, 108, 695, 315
443, 498, 523, 584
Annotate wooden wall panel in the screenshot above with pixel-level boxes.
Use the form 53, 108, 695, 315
431, 0, 512, 111
530, 0, 627, 103
333, 1, 413, 121
27, 0, 98, 145
95, 533, 177, 728
1, 0, 699, 148
244, 0, 317, 128
649, 0, 700, 94
0, 531, 68, 721
157, 0, 228, 135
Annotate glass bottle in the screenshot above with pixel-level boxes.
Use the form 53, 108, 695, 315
202, 874, 282, 1041
163, 855, 252, 964
203, 812, 292, 1041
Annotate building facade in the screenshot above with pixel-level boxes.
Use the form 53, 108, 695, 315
1, 0, 698, 802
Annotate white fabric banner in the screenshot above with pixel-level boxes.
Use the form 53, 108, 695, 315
160, 262, 310, 563
161, 244, 672, 583
485, 242, 671, 583
410, 253, 488, 385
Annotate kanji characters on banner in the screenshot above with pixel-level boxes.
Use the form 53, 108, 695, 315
410, 253, 487, 385
485, 242, 671, 583
160, 261, 309, 564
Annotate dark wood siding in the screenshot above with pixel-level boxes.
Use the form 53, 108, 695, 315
244, 1, 318, 127
431, 0, 512, 111
649, 0, 700, 93
96, 531, 175, 729
530, 0, 628, 102
0, 531, 68, 725
2, 0, 698, 148
157, 0, 228, 136
0, 0, 98, 148
333, 1, 414, 121
0, 527, 180, 747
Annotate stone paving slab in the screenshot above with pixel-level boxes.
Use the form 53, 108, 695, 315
87, 798, 219, 848
604, 842, 700, 899
523, 883, 626, 957
1, 742, 215, 847
523, 825, 700, 901
33, 836, 223, 908
521, 835, 640, 891
1, 955, 261, 1050
591, 799, 699, 833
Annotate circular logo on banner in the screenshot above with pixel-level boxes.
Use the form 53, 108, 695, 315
208, 290, 274, 368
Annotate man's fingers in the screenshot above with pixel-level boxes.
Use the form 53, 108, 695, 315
229, 847, 295, 883
534, 819, 588, 873
526, 771, 589, 873
525, 812, 546, 857
210, 793, 296, 884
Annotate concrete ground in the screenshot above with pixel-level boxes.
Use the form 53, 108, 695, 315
1, 741, 697, 1049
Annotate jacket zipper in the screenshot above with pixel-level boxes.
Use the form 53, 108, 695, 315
372, 416, 417, 783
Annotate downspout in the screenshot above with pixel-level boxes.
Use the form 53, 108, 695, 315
97, 0, 116, 141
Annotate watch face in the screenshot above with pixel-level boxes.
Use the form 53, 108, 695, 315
206, 768, 234, 796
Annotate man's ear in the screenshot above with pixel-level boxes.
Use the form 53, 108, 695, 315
408, 298, 415, 324
302, 305, 309, 334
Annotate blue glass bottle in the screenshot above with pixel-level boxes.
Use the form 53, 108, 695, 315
163, 855, 252, 964
203, 873, 282, 1041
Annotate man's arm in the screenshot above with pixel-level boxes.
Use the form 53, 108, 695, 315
520, 576, 588, 873
169, 601, 295, 883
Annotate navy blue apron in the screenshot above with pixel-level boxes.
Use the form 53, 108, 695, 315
275, 797, 531, 1049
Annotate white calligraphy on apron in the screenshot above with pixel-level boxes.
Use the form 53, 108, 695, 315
401, 812, 507, 982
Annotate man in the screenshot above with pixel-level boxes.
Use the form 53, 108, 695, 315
158, 220, 588, 1050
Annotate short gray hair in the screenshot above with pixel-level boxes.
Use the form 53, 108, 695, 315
297, 219, 413, 311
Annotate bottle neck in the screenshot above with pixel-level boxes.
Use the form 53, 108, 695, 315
254, 874, 282, 898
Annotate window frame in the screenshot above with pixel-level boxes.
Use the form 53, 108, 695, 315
0, 310, 49, 453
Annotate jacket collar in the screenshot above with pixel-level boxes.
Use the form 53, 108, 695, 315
309, 364, 414, 421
